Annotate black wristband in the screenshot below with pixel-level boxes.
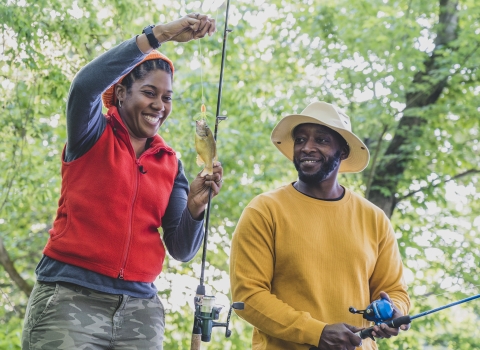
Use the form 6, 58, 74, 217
142, 25, 161, 49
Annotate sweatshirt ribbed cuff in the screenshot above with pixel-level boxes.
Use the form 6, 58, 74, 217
303, 318, 327, 346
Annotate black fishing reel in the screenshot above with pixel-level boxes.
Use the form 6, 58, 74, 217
349, 298, 394, 325
191, 285, 244, 349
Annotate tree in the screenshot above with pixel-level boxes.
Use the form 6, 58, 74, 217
1, 0, 479, 349
366, 0, 478, 218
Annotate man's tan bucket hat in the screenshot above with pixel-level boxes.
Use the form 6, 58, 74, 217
271, 101, 370, 173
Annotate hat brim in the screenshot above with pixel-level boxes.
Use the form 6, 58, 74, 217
271, 115, 370, 173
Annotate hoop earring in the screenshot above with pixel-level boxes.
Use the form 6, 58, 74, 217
118, 100, 123, 108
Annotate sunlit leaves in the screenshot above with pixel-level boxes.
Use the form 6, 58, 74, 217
1, 0, 479, 349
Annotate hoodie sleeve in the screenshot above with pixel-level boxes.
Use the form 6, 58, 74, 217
162, 159, 205, 261
65, 37, 146, 161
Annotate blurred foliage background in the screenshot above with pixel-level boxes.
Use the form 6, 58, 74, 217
0, 0, 479, 348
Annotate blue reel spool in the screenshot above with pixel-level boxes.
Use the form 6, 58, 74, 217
365, 298, 394, 324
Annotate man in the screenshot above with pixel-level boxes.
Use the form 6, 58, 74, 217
230, 101, 410, 350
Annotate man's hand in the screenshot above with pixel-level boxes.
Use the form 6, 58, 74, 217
318, 323, 363, 350
370, 291, 411, 339
154, 13, 216, 44
187, 161, 223, 219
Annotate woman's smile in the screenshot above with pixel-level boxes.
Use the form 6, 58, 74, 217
142, 113, 162, 125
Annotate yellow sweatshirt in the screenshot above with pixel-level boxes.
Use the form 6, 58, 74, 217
230, 184, 410, 350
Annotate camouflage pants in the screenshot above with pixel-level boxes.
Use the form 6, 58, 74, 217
22, 281, 165, 350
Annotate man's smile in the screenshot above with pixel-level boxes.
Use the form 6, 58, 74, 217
299, 157, 322, 165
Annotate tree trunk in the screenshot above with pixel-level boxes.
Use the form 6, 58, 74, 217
0, 237, 33, 296
367, 0, 459, 218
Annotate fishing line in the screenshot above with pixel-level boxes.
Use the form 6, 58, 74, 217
198, 0, 221, 119
199, 38, 204, 106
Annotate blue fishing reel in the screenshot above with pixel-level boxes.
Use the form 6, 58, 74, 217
349, 298, 394, 324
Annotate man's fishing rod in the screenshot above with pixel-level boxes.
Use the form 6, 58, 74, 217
190, 1, 244, 349
351, 293, 480, 341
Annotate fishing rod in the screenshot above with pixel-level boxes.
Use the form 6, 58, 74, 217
350, 293, 480, 341
190, 1, 244, 349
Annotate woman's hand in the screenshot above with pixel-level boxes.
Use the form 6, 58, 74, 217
187, 161, 223, 220
154, 13, 216, 44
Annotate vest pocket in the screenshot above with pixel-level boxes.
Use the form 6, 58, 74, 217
49, 198, 70, 240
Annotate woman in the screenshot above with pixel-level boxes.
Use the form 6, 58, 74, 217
22, 13, 221, 349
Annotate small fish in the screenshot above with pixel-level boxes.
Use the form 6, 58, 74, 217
195, 118, 217, 176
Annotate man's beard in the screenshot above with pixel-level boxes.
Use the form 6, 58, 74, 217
293, 151, 342, 185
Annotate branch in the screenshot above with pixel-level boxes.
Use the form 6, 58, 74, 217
398, 169, 480, 201
0, 78, 32, 213
0, 79, 39, 298
0, 286, 20, 316
346, 69, 356, 115
0, 237, 33, 297
365, 124, 389, 198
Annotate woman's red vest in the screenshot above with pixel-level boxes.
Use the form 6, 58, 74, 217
43, 107, 178, 283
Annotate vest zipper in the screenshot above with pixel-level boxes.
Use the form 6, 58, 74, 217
118, 158, 141, 279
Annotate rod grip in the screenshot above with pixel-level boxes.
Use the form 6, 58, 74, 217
358, 315, 412, 340
190, 333, 202, 350
387, 315, 412, 328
